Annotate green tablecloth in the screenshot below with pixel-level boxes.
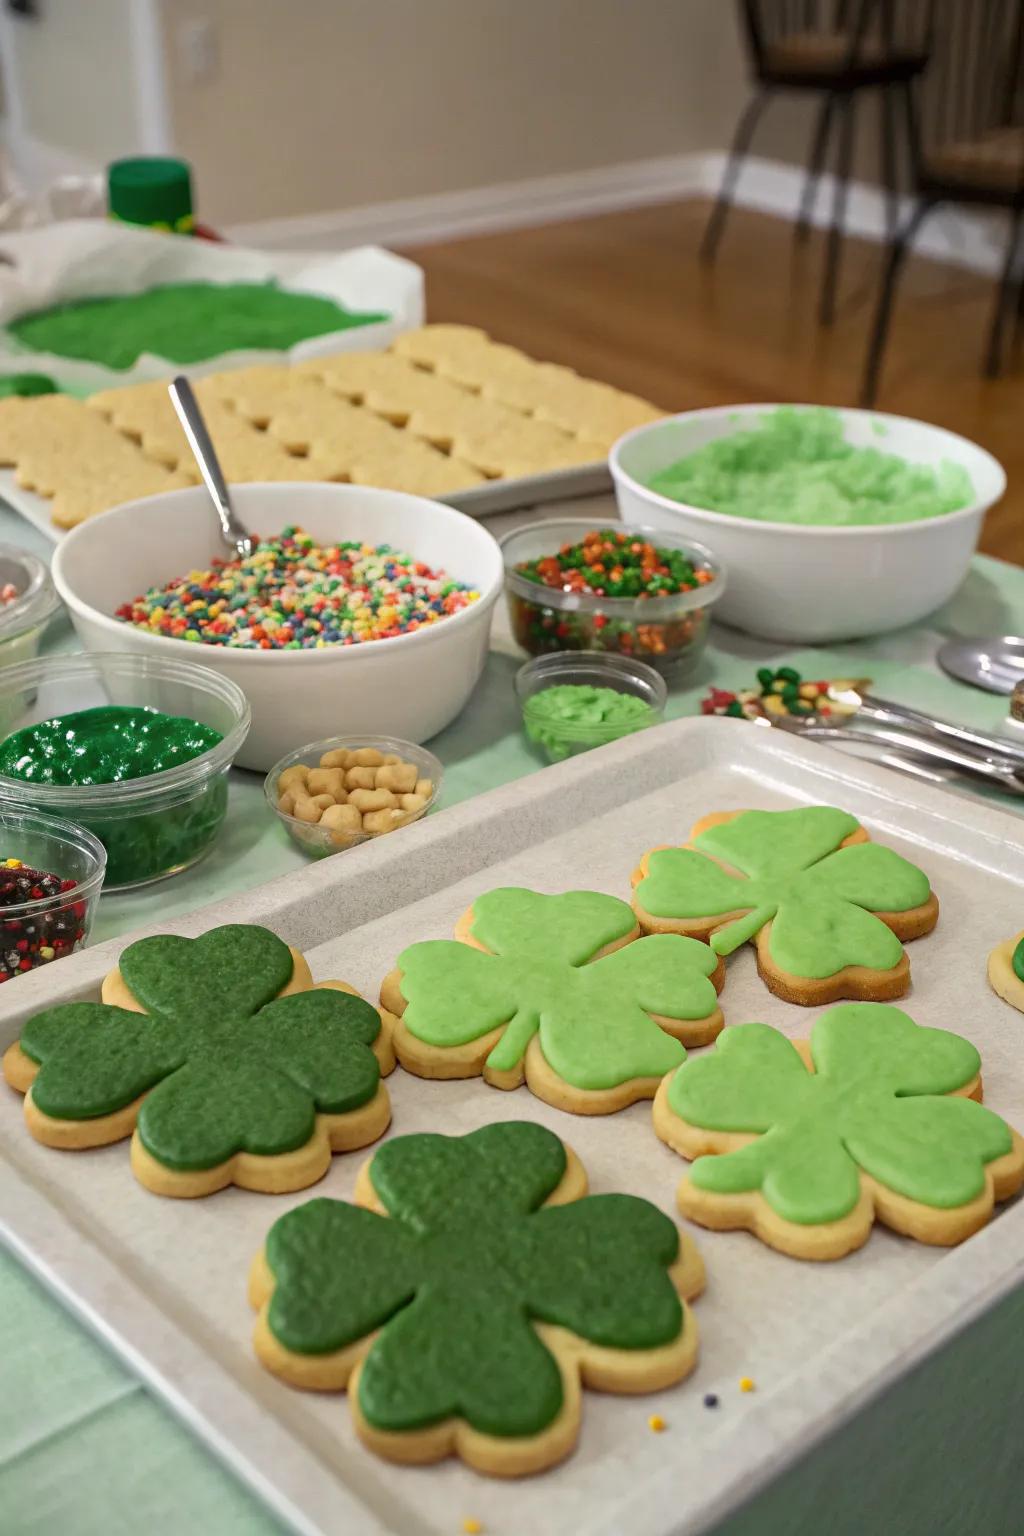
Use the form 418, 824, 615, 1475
2, 516, 1023, 1535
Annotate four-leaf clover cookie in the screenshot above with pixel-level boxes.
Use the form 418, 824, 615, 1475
653, 1003, 1024, 1260
250, 1120, 704, 1475
632, 805, 938, 1004
2, 923, 396, 1198
379, 886, 726, 1113
987, 928, 1024, 1014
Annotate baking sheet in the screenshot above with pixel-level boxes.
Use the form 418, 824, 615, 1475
0, 460, 612, 542
3, 718, 1024, 1536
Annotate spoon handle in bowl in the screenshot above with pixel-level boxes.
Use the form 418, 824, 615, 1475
168, 376, 252, 560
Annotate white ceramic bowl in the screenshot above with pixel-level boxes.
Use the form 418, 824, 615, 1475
610, 405, 1006, 643
51, 483, 503, 771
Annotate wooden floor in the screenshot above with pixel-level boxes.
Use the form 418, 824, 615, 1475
404, 199, 1024, 566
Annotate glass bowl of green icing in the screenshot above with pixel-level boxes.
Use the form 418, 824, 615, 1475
0, 654, 250, 890
515, 652, 667, 763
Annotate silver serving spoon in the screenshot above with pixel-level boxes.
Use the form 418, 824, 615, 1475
168, 375, 253, 561
936, 635, 1024, 696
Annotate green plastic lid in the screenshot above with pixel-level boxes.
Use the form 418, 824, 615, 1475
108, 157, 194, 232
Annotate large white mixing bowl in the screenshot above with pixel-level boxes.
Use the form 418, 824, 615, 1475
610, 405, 1006, 643
52, 482, 503, 771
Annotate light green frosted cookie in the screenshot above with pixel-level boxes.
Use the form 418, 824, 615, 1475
653, 1003, 1024, 1261
632, 806, 938, 1004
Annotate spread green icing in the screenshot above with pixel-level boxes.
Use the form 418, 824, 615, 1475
635, 806, 932, 981
666, 1004, 1009, 1225
20, 924, 381, 1171
9, 281, 387, 370
1012, 936, 1024, 985
397, 888, 720, 1091
263, 1121, 685, 1436
0, 704, 222, 787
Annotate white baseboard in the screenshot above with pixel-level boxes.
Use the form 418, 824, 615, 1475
228, 148, 1010, 280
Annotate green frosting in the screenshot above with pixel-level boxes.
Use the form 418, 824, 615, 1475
263, 1121, 684, 1436
667, 1005, 1009, 1225
0, 372, 58, 398
0, 705, 222, 786
645, 407, 974, 527
20, 924, 382, 1171
523, 685, 655, 762
8, 282, 387, 370
1012, 936, 1024, 985
635, 806, 932, 981
398, 888, 720, 1090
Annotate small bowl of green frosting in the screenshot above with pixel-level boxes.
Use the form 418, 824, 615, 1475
0, 654, 249, 889
515, 652, 667, 763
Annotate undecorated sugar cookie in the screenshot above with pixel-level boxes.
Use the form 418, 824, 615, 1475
632, 805, 938, 1004
250, 1120, 704, 1476
2, 923, 396, 1197
652, 1003, 1023, 1261
379, 886, 726, 1114
987, 928, 1024, 1013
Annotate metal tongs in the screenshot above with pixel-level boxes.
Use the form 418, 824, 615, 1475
757, 687, 1024, 798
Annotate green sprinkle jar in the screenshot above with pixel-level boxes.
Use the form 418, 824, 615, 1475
515, 652, 667, 763
0, 654, 250, 890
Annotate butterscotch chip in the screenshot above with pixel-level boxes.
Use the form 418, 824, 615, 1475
291, 798, 322, 824
306, 767, 346, 798
277, 765, 309, 792
348, 787, 398, 812
415, 778, 434, 799
349, 748, 386, 767
345, 766, 377, 791
377, 763, 418, 794
399, 792, 427, 813
363, 807, 406, 834
319, 749, 351, 769
277, 791, 296, 816
320, 803, 363, 834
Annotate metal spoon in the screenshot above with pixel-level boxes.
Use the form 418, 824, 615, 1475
168, 375, 253, 561
936, 635, 1024, 696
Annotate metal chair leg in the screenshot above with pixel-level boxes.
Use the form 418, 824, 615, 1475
879, 85, 900, 239
796, 95, 835, 243
860, 200, 933, 406
984, 209, 1024, 377
819, 94, 856, 325
701, 91, 771, 265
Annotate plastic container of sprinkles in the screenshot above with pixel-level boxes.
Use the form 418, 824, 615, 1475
500, 518, 725, 675
0, 808, 106, 981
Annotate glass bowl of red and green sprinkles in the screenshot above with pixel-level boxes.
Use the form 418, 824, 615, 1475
0, 808, 106, 982
113, 526, 481, 650
500, 519, 725, 674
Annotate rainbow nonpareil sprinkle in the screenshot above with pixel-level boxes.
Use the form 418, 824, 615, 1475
114, 526, 481, 650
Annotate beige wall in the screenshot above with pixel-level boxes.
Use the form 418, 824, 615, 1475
158, 0, 759, 224
4, 0, 142, 162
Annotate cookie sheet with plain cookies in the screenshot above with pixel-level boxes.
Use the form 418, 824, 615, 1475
0, 324, 659, 538
2, 718, 1024, 1536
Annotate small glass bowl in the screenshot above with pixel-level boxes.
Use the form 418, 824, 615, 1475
265, 734, 443, 858
500, 518, 725, 675
0, 546, 62, 668
515, 651, 667, 763
0, 807, 106, 983
0, 653, 250, 890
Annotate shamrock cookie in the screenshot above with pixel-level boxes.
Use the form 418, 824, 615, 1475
632, 806, 938, 1004
379, 887, 726, 1114
653, 1003, 1024, 1261
2, 923, 396, 1198
250, 1120, 703, 1476
987, 929, 1024, 1013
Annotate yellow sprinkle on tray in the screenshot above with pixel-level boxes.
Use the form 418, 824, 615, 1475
739, 1376, 756, 1393
647, 1413, 667, 1432
646, 407, 974, 527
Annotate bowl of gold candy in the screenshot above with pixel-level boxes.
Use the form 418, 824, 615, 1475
265, 735, 441, 856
